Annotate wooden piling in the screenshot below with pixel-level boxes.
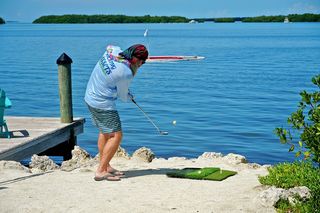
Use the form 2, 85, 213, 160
57, 53, 73, 123
56, 53, 76, 160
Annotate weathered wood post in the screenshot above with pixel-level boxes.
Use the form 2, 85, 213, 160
56, 53, 76, 160
57, 53, 73, 123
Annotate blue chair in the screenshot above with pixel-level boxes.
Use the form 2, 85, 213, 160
0, 89, 11, 138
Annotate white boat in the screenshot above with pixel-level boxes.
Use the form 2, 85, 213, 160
146, 55, 205, 63
189, 20, 198, 24
143, 29, 148, 37
284, 17, 289, 23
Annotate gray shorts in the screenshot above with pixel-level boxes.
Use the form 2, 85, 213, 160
87, 104, 122, 133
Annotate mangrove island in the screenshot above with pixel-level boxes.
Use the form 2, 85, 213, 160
32, 13, 320, 24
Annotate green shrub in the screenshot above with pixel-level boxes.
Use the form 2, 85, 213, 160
274, 198, 310, 213
259, 162, 319, 189
275, 75, 320, 165
241, 13, 320, 22
33, 14, 189, 23
259, 161, 320, 212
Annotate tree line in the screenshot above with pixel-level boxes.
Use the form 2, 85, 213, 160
33, 15, 188, 24
241, 13, 320, 22
2, 13, 319, 24
33, 13, 320, 23
198, 13, 320, 23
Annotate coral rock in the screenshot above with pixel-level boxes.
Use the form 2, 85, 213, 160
60, 146, 93, 171
257, 186, 311, 207
114, 146, 130, 159
223, 153, 247, 164
132, 147, 155, 162
29, 155, 59, 172
0, 160, 30, 172
287, 186, 311, 204
257, 186, 286, 207
198, 152, 223, 160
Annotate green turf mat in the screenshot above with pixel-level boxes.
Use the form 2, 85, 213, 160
203, 169, 237, 181
166, 167, 237, 181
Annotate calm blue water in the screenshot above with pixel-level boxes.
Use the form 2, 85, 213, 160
1, 23, 319, 165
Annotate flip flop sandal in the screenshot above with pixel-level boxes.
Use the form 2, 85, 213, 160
109, 169, 125, 176
94, 173, 121, 181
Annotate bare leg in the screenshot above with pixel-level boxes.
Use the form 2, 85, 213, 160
97, 132, 109, 160
96, 131, 123, 176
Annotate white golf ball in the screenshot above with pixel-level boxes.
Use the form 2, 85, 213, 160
172, 120, 177, 125
198, 170, 201, 174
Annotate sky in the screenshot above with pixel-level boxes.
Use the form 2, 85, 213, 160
1, 0, 320, 22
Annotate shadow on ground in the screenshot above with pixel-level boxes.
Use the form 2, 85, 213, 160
122, 168, 178, 178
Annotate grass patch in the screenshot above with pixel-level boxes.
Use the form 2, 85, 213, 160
166, 167, 236, 181
259, 161, 320, 212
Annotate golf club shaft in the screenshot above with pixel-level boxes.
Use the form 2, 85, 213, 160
131, 99, 162, 133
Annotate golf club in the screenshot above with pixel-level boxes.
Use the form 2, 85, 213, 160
131, 99, 168, 135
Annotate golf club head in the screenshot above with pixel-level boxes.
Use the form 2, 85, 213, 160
132, 99, 168, 136
160, 131, 169, 135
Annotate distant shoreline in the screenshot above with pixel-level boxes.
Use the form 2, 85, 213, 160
31, 13, 320, 24
1, 13, 320, 24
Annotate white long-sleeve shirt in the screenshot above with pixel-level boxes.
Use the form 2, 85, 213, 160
84, 45, 133, 110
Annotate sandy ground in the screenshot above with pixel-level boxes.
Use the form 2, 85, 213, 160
0, 156, 275, 213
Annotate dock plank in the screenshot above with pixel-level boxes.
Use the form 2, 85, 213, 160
0, 116, 85, 161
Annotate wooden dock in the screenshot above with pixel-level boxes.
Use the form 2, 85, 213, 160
0, 116, 85, 161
